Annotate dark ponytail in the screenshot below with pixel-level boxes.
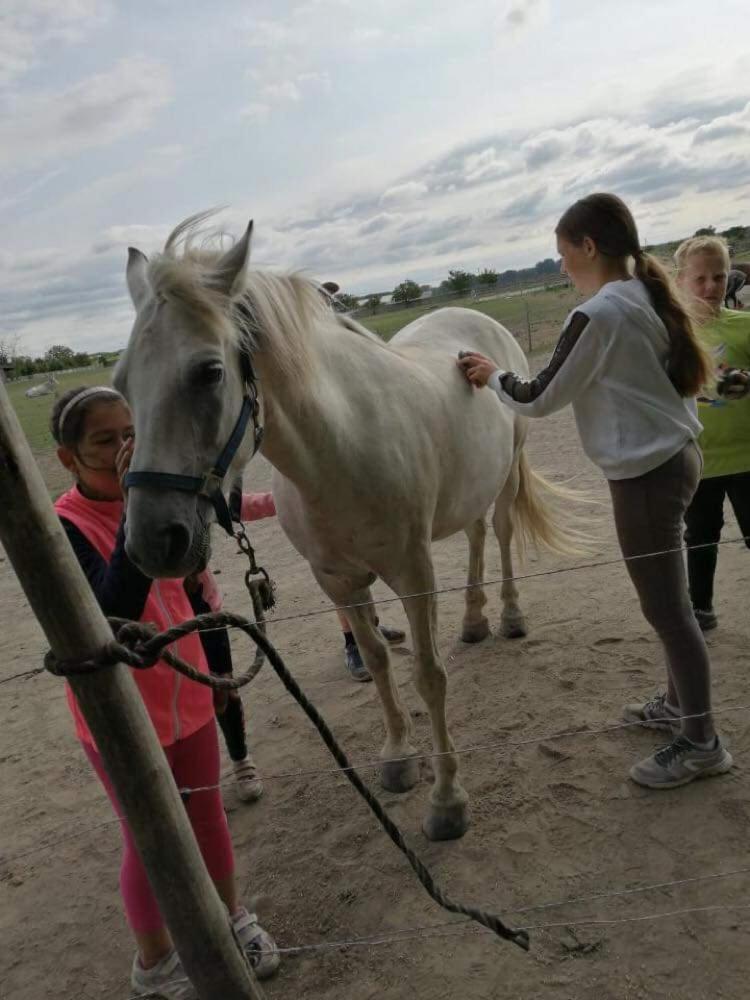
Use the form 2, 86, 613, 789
556, 193, 709, 397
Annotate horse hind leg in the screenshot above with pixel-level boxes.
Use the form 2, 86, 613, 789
493, 463, 528, 639
461, 517, 490, 643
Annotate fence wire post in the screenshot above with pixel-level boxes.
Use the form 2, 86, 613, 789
0, 380, 265, 1000
523, 290, 532, 353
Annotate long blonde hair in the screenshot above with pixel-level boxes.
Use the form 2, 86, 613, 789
556, 193, 710, 396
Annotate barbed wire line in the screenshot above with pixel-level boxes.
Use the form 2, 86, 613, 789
189, 532, 750, 638
3, 701, 748, 867
176, 699, 750, 795
0, 815, 123, 866
2, 534, 749, 688
126, 897, 750, 998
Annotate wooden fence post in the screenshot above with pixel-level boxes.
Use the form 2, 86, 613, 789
0, 381, 265, 1000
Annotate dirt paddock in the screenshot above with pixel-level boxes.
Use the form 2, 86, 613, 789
2, 401, 749, 1000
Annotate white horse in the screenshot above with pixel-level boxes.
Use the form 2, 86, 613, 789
24, 374, 58, 399
116, 215, 581, 840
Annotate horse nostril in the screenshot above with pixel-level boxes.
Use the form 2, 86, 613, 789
162, 523, 191, 565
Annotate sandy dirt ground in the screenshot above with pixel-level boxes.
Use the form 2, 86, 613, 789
2, 400, 750, 1000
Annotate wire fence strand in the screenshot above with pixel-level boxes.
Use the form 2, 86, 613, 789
3, 700, 748, 868
2, 534, 748, 684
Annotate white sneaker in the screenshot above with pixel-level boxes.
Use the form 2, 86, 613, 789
231, 907, 281, 980
233, 756, 264, 803
131, 949, 197, 999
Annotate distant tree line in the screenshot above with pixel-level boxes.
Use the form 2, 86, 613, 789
0, 339, 111, 380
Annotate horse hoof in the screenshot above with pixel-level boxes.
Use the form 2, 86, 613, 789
423, 802, 470, 841
500, 614, 528, 639
461, 618, 490, 643
380, 755, 420, 793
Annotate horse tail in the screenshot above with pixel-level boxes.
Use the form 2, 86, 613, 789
511, 449, 594, 558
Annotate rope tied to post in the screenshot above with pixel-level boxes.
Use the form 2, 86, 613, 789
43, 609, 530, 953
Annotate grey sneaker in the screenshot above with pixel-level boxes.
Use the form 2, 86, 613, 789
131, 949, 197, 999
233, 756, 264, 804
630, 735, 733, 789
345, 644, 372, 682
231, 907, 281, 980
623, 692, 681, 732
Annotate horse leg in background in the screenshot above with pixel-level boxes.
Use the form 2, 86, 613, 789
493, 462, 528, 639
313, 570, 419, 793
389, 550, 469, 841
461, 518, 491, 643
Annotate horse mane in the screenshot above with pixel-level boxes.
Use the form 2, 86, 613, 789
147, 211, 331, 387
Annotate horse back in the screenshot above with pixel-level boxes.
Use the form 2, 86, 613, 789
391, 307, 529, 377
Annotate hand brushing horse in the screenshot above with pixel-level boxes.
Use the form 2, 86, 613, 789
115, 213, 583, 840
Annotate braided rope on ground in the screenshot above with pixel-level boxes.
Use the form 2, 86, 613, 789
43, 610, 530, 952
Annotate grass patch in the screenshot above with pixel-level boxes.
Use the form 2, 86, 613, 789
5, 368, 114, 454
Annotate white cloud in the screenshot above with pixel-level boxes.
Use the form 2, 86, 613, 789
463, 147, 511, 183
0, 57, 172, 170
262, 80, 302, 102
380, 181, 429, 206
0, 0, 111, 85
243, 69, 333, 120
693, 101, 750, 144
240, 102, 271, 123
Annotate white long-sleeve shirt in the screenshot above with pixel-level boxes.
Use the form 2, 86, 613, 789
487, 278, 702, 480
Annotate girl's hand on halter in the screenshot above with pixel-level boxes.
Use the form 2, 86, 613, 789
457, 351, 498, 388
115, 437, 134, 500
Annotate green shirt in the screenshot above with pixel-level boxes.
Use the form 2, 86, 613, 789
697, 309, 750, 478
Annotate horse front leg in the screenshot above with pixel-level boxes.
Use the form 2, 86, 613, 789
312, 569, 419, 792
461, 517, 490, 643
389, 553, 470, 841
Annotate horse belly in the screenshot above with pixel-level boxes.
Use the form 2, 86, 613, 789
431, 403, 515, 540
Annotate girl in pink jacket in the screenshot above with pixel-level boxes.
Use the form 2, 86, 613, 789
51, 385, 279, 999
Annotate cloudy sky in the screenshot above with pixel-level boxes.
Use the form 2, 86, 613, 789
2, 0, 750, 356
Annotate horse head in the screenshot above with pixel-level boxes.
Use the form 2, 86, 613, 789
114, 217, 258, 578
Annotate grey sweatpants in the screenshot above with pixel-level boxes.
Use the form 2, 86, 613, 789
608, 442, 714, 742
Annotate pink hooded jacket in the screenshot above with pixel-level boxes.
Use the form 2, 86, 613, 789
55, 487, 214, 748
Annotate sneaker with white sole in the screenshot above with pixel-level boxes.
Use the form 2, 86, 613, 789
344, 644, 372, 682
233, 756, 264, 804
231, 907, 281, 980
131, 948, 197, 999
629, 734, 733, 789
623, 692, 681, 733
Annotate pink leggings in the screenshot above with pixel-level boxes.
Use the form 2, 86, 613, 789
84, 720, 235, 935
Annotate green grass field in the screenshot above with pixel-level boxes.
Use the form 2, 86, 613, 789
5, 367, 114, 454
358, 284, 581, 347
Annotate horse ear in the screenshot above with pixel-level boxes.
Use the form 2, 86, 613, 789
212, 220, 253, 298
126, 247, 150, 311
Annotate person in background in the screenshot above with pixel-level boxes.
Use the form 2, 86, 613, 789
675, 235, 750, 631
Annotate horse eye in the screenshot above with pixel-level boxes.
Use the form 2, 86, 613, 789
199, 363, 224, 385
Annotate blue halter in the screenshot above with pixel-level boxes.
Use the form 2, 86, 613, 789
123, 351, 263, 536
